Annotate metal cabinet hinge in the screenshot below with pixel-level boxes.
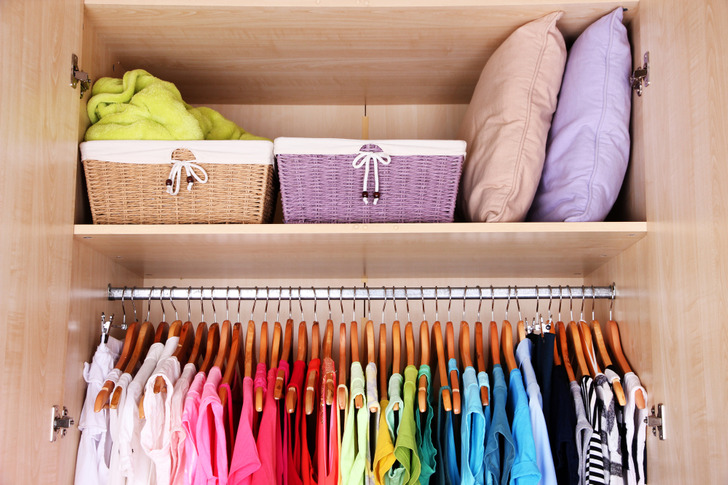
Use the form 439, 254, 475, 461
645, 402, 666, 440
71, 53, 91, 99
49, 405, 75, 442
631, 51, 650, 96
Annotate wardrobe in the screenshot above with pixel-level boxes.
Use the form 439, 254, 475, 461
1, 0, 726, 483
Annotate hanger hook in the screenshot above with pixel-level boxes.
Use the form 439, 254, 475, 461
187, 286, 192, 322
211, 286, 217, 322
199, 286, 205, 322
535, 285, 540, 317
169, 287, 178, 321
568, 286, 574, 321
476, 285, 483, 322
263, 286, 270, 321
351, 287, 356, 322
580, 285, 586, 322
311, 286, 318, 322
277, 287, 283, 322
610, 286, 615, 321
289, 286, 294, 320
514, 285, 522, 321
121, 286, 127, 325
327, 286, 332, 321
381, 286, 388, 322
463, 285, 468, 322
366, 285, 371, 321
504, 285, 510, 321
547, 285, 553, 321
298, 287, 303, 320
225, 286, 230, 321
404, 286, 412, 323
159, 286, 167, 322
251, 286, 258, 321
130, 286, 138, 322
393, 286, 399, 322
146, 286, 156, 322
237, 286, 242, 323
558, 285, 563, 322
591, 285, 596, 321
434, 286, 439, 321
340, 286, 345, 321
447, 286, 453, 322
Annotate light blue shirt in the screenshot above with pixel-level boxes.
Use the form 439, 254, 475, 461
484, 364, 514, 485
444, 359, 461, 485
461, 366, 486, 485
507, 368, 541, 485
515, 339, 557, 485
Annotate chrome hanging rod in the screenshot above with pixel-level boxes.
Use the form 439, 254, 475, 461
108, 284, 616, 301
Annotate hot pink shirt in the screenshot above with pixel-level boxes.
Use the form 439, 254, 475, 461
277, 360, 290, 485
317, 357, 338, 485
228, 376, 261, 485
182, 371, 206, 485
252, 366, 279, 483
196, 366, 228, 484
287, 360, 307, 485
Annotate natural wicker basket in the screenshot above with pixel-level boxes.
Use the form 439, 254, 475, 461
81, 141, 276, 224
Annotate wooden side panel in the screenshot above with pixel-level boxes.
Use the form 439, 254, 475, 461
0, 0, 84, 482
59, 242, 142, 484
587, 0, 728, 482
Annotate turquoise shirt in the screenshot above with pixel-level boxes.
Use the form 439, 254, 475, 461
415, 365, 437, 485
461, 366, 486, 485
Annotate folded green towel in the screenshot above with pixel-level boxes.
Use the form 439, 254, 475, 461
85, 69, 266, 141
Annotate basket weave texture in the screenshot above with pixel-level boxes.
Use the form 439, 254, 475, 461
277, 145, 463, 223
83, 148, 275, 224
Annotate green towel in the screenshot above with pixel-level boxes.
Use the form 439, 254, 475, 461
85, 69, 266, 141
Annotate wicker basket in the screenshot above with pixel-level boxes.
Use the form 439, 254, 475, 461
275, 138, 466, 223
80, 140, 276, 224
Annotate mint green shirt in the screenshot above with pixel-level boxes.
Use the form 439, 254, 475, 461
341, 362, 367, 485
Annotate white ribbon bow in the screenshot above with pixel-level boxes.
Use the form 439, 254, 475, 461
352, 149, 391, 205
166, 158, 209, 196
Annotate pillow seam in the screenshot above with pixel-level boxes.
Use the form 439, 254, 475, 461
581, 12, 618, 220
497, 17, 556, 221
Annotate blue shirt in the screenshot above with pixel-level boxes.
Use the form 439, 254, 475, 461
461, 366, 486, 485
507, 368, 541, 485
484, 364, 515, 485
516, 339, 557, 485
435, 384, 452, 485
444, 359, 461, 485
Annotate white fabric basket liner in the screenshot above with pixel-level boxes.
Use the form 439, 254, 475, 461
274, 137, 467, 157
80, 140, 274, 165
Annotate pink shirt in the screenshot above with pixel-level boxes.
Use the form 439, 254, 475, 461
196, 366, 228, 484
278, 360, 291, 485
182, 371, 207, 485
287, 360, 307, 485
317, 357, 338, 485
228, 376, 261, 485
252, 366, 279, 483
170, 363, 197, 485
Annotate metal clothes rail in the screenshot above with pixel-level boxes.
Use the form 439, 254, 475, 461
107, 284, 616, 302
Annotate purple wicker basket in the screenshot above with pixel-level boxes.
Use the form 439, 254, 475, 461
274, 138, 466, 223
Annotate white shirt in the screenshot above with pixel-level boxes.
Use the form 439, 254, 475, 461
623, 372, 648, 485
110, 372, 133, 485
75, 337, 123, 485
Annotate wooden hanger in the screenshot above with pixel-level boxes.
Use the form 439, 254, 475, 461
187, 321, 208, 368
567, 321, 589, 379
286, 321, 306, 413
199, 322, 220, 375
501, 320, 517, 374
154, 320, 169, 344
489, 321, 500, 367
606, 318, 646, 409
214, 319, 232, 371
418, 320, 430, 412
379, 323, 387, 399
432, 321, 451, 412
153, 320, 193, 394
305, 321, 320, 415
219, 322, 242, 408
271, 321, 282, 368
556, 321, 575, 382
255, 320, 268, 412
577, 320, 600, 378
323, 319, 335, 405
446, 320, 461, 414
365, 319, 377, 412
110, 320, 154, 409
474, 320, 489, 406
94, 320, 140, 412
243, 320, 256, 379
590, 313, 627, 406
391, 320, 401, 410
460, 321, 472, 368
350, 320, 362, 408
517, 319, 527, 343
276, 318, 293, 400
338, 322, 347, 410
405, 321, 415, 367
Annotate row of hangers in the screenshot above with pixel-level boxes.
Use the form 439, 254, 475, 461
94, 284, 644, 419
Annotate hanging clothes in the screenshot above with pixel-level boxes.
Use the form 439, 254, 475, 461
506, 366, 541, 485
580, 376, 606, 485
252, 363, 278, 483
515, 338, 557, 485
460, 365, 486, 485
169, 362, 198, 485
109, 372, 132, 485
527, 333, 554, 430
278, 360, 291, 485
594, 373, 623, 484
392, 365, 420, 485
415, 365, 437, 485
301, 358, 321, 485
195, 365, 229, 484
548, 364, 579, 485
483, 364, 514, 485
569, 379, 593, 485
317, 357, 339, 485
623, 373, 648, 485
75, 337, 123, 485
340, 361, 367, 485
181, 371, 207, 485
228, 373, 262, 485
285, 359, 307, 485
365, 362, 380, 485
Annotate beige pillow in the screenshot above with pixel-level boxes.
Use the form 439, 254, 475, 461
458, 11, 566, 222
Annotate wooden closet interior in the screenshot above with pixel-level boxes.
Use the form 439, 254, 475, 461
2, 0, 727, 483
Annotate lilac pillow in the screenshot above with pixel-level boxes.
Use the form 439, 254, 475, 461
528, 8, 632, 222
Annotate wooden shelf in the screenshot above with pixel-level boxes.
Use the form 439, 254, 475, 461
84, 0, 637, 105
74, 222, 647, 279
